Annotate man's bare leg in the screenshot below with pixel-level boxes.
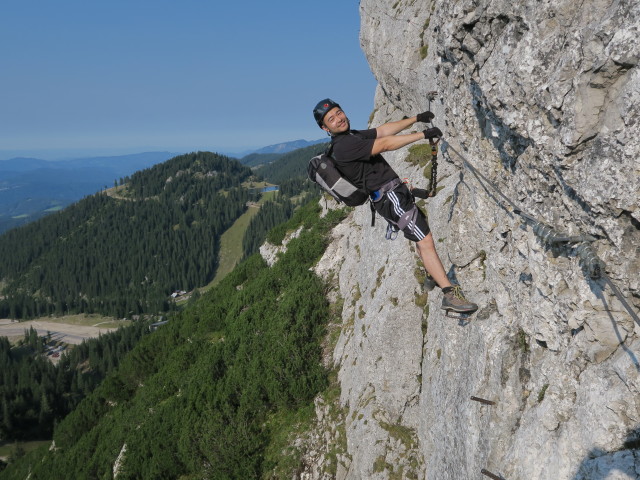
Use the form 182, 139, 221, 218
416, 232, 478, 313
415, 233, 451, 288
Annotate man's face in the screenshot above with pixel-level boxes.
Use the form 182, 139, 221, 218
322, 107, 349, 134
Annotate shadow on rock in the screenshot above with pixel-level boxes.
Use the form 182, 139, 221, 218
571, 426, 640, 480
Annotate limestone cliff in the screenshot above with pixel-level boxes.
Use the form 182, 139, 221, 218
290, 1, 640, 479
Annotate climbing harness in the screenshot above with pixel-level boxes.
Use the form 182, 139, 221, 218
368, 178, 420, 240
386, 223, 399, 241
369, 177, 403, 232
441, 140, 639, 327
383, 202, 419, 241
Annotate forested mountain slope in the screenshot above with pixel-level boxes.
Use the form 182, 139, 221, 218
0, 152, 252, 319
0, 203, 347, 479
254, 142, 329, 201
239, 142, 331, 259
255, 142, 328, 185
239, 152, 283, 168
0, 322, 149, 444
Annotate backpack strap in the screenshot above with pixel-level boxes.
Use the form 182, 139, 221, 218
370, 178, 405, 233
327, 141, 334, 156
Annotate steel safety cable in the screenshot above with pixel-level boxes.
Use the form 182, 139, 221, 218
441, 139, 640, 325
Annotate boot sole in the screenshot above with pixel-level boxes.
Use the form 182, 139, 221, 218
442, 305, 478, 314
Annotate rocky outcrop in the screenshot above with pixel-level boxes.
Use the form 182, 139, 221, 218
300, 0, 640, 479
259, 226, 303, 267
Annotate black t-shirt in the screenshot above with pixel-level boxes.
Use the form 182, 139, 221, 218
331, 128, 398, 193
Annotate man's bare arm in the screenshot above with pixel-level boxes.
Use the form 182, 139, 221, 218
375, 116, 418, 138
371, 131, 425, 156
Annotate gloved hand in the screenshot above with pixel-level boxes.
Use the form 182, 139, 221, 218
411, 188, 429, 199
416, 111, 435, 123
422, 127, 443, 139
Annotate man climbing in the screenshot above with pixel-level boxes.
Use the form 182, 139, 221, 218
312, 98, 478, 315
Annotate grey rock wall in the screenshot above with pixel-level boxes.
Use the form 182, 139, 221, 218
299, 0, 640, 479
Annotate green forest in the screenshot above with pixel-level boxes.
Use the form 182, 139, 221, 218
238, 142, 331, 260
0, 145, 330, 321
1, 202, 348, 479
0, 143, 346, 476
239, 152, 283, 168
0, 152, 252, 319
0, 321, 150, 442
242, 199, 294, 258
254, 142, 328, 186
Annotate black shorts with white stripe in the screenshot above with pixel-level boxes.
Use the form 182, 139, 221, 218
372, 183, 430, 242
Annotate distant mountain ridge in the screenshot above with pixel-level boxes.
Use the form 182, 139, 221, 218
249, 138, 326, 154
0, 141, 326, 234
0, 157, 51, 173
0, 152, 178, 233
238, 138, 327, 169
0, 151, 179, 175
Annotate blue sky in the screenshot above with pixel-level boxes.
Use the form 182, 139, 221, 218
0, 1, 377, 159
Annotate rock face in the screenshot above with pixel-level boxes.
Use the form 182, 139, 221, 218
299, 0, 640, 479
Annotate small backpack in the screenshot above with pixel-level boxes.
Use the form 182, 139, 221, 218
307, 147, 369, 207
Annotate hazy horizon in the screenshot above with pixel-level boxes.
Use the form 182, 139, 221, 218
0, 136, 328, 162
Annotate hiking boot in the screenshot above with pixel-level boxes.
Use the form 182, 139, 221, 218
442, 285, 478, 314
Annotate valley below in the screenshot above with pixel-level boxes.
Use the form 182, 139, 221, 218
0, 316, 124, 345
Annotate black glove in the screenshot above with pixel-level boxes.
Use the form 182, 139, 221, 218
423, 127, 442, 139
416, 111, 435, 123
411, 188, 429, 199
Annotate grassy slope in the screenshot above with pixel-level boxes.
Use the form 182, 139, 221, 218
206, 190, 278, 289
